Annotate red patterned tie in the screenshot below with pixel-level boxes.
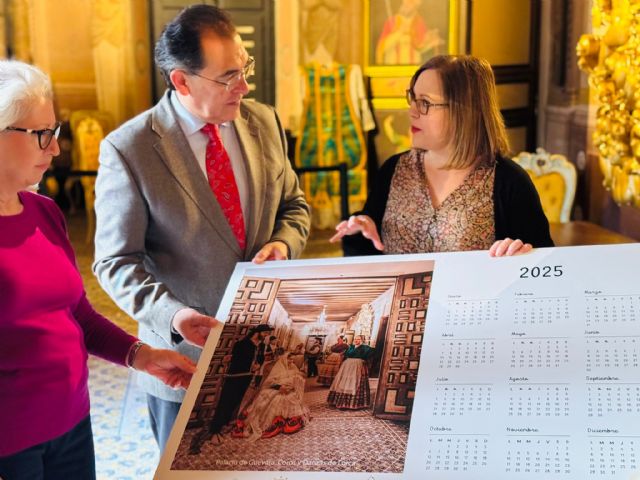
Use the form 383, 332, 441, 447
202, 123, 246, 250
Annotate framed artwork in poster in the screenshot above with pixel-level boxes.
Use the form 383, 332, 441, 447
156, 255, 435, 479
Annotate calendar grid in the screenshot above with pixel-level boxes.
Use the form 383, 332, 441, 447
588, 436, 640, 476
585, 294, 640, 326
586, 336, 640, 371
513, 296, 570, 326
415, 245, 640, 480
426, 433, 490, 473
510, 337, 571, 369
505, 435, 572, 476
587, 383, 640, 417
432, 384, 493, 416
438, 338, 496, 369
446, 298, 499, 327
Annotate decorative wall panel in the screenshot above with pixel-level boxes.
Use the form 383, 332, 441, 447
374, 271, 432, 421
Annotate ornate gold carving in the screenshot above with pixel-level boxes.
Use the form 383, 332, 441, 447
577, 0, 640, 207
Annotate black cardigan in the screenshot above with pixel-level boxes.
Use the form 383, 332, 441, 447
343, 152, 554, 256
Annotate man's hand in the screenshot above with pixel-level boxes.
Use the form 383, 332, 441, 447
330, 215, 384, 251
132, 345, 197, 390
252, 241, 289, 264
489, 238, 533, 257
172, 308, 219, 347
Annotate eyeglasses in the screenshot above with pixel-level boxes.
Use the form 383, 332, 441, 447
192, 57, 255, 91
4, 122, 62, 149
406, 89, 449, 116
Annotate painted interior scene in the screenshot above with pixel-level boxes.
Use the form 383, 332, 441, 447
171, 260, 434, 473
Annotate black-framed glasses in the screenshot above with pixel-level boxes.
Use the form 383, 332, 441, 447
4, 122, 62, 149
192, 56, 255, 91
406, 89, 449, 116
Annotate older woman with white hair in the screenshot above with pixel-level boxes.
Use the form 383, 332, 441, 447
0, 60, 197, 479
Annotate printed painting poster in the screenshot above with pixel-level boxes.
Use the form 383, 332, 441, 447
156, 255, 436, 479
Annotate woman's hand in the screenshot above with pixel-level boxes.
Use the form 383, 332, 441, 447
329, 215, 384, 251
489, 238, 533, 257
133, 345, 197, 390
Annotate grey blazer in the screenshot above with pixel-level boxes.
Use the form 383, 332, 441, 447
93, 91, 310, 401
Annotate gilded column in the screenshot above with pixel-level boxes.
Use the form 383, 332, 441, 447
9, 0, 31, 62
91, 0, 150, 126
0, 1, 6, 59
275, 0, 301, 131
91, 0, 126, 125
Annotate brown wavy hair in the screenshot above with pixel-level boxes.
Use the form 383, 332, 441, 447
409, 55, 510, 169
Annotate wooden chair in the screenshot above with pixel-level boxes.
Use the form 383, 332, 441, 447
67, 110, 113, 243
513, 148, 577, 223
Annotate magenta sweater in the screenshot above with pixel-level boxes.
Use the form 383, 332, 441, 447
0, 191, 137, 457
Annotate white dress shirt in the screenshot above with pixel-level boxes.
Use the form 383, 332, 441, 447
170, 92, 249, 222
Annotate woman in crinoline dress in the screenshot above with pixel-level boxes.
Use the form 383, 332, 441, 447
327, 335, 375, 409
235, 353, 310, 440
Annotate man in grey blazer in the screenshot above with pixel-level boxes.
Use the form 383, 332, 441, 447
93, 5, 310, 452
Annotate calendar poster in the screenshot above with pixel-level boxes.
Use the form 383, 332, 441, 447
157, 243, 640, 480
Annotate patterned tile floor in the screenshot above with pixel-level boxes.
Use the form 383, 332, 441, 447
172, 379, 410, 474
67, 212, 342, 479
88, 359, 159, 480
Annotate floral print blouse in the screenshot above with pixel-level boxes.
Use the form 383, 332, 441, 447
382, 149, 496, 254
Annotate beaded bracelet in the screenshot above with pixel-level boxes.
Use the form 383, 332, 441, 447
126, 340, 145, 368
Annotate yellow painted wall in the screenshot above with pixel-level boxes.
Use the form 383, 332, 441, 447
0, 2, 6, 58
30, 0, 97, 112
471, 0, 531, 65
28, 0, 151, 122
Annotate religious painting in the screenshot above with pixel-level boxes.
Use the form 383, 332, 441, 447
366, 0, 450, 69
157, 256, 435, 478
364, 0, 459, 143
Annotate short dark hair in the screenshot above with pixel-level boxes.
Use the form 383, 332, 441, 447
154, 4, 236, 90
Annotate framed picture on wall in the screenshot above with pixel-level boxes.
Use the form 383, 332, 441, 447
372, 105, 412, 166
344, 329, 356, 345
365, 0, 457, 76
364, 0, 462, 132
304, 334, 326, 353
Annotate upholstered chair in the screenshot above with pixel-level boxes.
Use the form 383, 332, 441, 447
513, 148, 577, 223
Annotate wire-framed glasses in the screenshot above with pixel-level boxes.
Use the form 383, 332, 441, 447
4, 122, 62, 149
406, 89, 449, 116
192, 57, 255, 91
